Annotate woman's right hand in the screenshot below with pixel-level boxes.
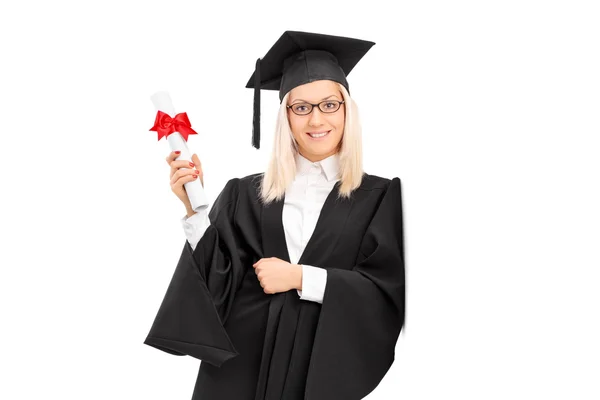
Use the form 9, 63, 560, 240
166, 151, 204, 212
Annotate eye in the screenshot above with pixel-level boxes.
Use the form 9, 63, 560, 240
325, 102, 336, 108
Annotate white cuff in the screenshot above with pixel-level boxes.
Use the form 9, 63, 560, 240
180, 209, 210, 251
296, 264, 327, 304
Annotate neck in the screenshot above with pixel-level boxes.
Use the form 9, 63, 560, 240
299, 150, 337, 163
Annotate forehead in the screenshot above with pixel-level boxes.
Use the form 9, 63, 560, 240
289, 80, 342, 102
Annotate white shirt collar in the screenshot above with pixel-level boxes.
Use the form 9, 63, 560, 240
295, 152, 341, 182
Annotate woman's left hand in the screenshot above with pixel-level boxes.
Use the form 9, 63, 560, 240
253, 257, 302, 294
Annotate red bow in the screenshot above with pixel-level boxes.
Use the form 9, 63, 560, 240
149, 110, 198, 141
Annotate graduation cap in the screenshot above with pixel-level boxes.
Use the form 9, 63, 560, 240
245, 31, 376, 149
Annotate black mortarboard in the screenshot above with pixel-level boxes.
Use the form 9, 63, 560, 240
245, 31, 375, 149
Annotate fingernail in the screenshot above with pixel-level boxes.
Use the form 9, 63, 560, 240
192, 175, 198, 178
175, 151, 181, 154
195, 170, 199, 174
189, 162, 194, 167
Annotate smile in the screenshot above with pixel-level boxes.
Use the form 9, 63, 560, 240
306, 130, 331, 139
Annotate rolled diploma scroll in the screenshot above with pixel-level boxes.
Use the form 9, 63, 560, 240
151, 91, 209, 212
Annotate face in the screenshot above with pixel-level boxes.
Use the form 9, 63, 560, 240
287, 80, 345, 163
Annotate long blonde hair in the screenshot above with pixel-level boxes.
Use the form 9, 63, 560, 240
257, 82, 364, 205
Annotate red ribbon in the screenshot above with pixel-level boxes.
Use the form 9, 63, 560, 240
149, 110, 198, 141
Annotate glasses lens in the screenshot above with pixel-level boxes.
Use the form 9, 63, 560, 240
291, 103, 312, 115
319, 101, 341, 113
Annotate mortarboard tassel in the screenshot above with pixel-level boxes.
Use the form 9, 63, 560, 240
252, 57, 261, 149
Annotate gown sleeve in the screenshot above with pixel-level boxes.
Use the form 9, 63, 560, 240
305, 177, 405, 400
143, 178, 248, 368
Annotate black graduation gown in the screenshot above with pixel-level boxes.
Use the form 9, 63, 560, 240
144, 172, 405, 400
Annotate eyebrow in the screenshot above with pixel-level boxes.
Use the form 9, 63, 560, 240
290, 94, 340, 103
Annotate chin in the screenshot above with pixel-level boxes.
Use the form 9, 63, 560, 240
302, 144, 339, 157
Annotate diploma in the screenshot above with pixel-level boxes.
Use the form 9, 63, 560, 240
149, 91, 209, 212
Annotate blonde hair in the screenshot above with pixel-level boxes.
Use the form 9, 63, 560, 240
257, 82, 365, 206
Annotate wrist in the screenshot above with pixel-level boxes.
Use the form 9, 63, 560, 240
185, 206, 196, 219
296, 264, 303, 290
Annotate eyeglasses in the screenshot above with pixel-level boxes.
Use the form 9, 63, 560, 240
286, 100, 345, 116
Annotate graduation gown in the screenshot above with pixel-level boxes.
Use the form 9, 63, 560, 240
144, 173, 405, 400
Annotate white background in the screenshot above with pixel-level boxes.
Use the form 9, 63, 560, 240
1, 0, 599, 399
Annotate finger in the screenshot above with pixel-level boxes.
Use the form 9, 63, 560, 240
253, 259, 264, 268
167, 151, 182, 178
172, 159, 196, 169
191, 154, 204, 186
171, 167, 200, 186
165, 150, 182, 165
171, 168, 200, 187
169, 159, 196, 180
171, 174, 199, 192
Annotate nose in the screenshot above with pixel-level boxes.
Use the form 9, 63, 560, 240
308, 106, 325, 127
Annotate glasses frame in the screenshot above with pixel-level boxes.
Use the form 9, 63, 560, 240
286, 100, 345, 116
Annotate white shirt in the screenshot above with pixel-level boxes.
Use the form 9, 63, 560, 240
181, 152, 340, 304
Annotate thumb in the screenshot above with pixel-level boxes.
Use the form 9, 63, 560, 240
191, 153, 204, 187
191, 153, 201, 167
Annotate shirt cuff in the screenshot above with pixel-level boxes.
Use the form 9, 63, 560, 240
296, 264, 327, 304
180, 208, 210, 251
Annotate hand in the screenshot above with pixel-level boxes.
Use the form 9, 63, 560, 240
252, 257, 302, 294
165, 151, 204, 213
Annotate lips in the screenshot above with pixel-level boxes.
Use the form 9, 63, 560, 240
306, 130, 331, 138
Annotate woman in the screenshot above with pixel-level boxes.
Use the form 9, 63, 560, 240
144, 31, 405, 400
